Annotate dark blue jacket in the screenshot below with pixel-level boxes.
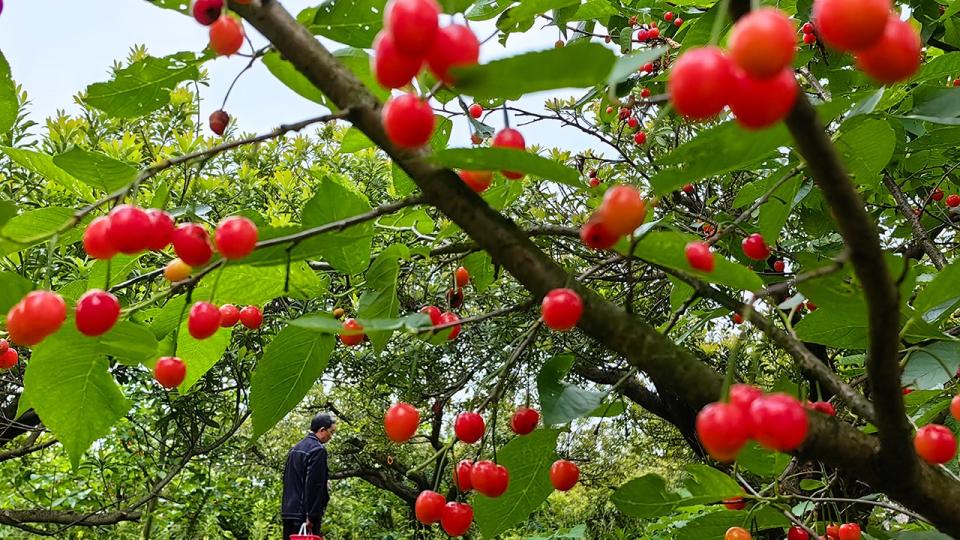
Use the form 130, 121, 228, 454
281, 433, 330, 523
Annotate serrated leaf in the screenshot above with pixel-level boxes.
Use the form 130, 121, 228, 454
194, 262, 324, 307
99, 321, 159, 366
463, 251, 495, 293
84, 52, 201, 119
611, 465, 740, 518
434, 148, 580, 187
0, 51, 18, 137
736, 441, 791, 476
502, 0, 579, 26
53, 147, 138, 193
538, 354, 606, 425
297, 1, 386, 48
794, 303, 868, 349
340, 127, 375, 153
1, 147, 88, 198
1, 207, 73, 244
298, 172, 374, 275
175, 321, 231, 391
835, 118, 894, 186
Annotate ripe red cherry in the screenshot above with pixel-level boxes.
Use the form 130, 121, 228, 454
454, 412, 485, 443
75, 289, 121, 337
685, 241, 715, 272
188, 301, 221, 339
415, 490, 446, 524
628, 117, 639, 129
549, 459, 580, 491
439, 311, 461, 340
826, 524, 841, 539
640, 87, 651, 98
682, 183, 694, 194
145, 209, 175, 251
642, 62, 655, 73
215, 216, 258, 260
108, 205, 152, 254
729, 383, 763, 420
239, 305, 263, 329
951, 394, 960, 421
750, 393, 808, 451
773, 259, 785, 272
492, 128, 526, 180
838, 523, 861, 540
619, 107, 631, 120
154, 356, 186, 389
419, 305, 442, 326
83, 216, 118, 260
581, 216, 620, 250
813, 0, 890, 51
668, 47, 733, 120
459, 170, 493, 193
732, 313, 744, 324
742, 233, 771, 261
384, 402, 420, 442
728, 8, 796, 79
802, 22, 815, 34
385, 0, 440, 56
209, 110, 229, 136
382, 94, 435, 149
932, 188, 945, 202
0, 348, 19, 370
192, 0, 223, 25
7, 291, 67, 346
468, 103, 483, 118
729, 67, 798, 129
788, 525, 810, 540
725, 527, 751, 540
455, 266, 470, 288
172, 223, 214, 267
510, 406, 540, 435
948, 194, 960, 208
633, 131, 647, 144
803, 33, 817, 45
809, 400, 836, 416
209, 16, 245, 56
446, 287, 464, 309
454, 459, 473, 491
0, 339, 9, 355
471, 460, 509, 497
696, 402, 750, 461
637, 28, 650, 41
914, 424, 957, 464
855, 16, 921, 84
664, 11, 674, 21
427, 24, 480, 85
339, 318, 365, 346
541, 288, 584, 331
219, 304, 240, 327
589, 178, 601, 187
649, 27, 660, 39
674, 18, 684, 27
372, 31, 423, 89
723, 497, 746, 510
599, 185, 647, 236
440, 502, 473, 537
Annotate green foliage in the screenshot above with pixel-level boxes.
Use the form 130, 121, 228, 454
83, 51, 202, 119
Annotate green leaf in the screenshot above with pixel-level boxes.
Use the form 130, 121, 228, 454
52, 147, 138, 193
451, 43, 615, 100
262, 51, 326, 105
0, 271, 33, 313
914, 257, 960, 322
736, 441, 791, 476
297, 1, 386, 48
299, 172, 374, 275
794, 303, 868, 349
83, 52, 201, 119
291, 312, 430, 334
1, 147, 88, 198
473, 428, 561, 539
1, 207, 73, 244
917, 52, 960, 82
175, 321, 232, 391
611, 464, 741, 518
608, 48, 668, 85
195, 262, 324, 307
358, 245, 408, 352
99, 321, 159, 366
250, 325, 335, 439
759, 173, 803, 242
90, 255, 141, 290
902, 341, 960, 390
502, 0, 579, 26
835, 118, 895, 186
675, 506, 789, 540
463, 251, 496, 293
633, 231, 763, 292
335, 48, 391, 102
340, 127, 375, 153
537, 354, 606, 425
0, 51, 18, 137
434, 148, 580, 187
24, 325, 132, 468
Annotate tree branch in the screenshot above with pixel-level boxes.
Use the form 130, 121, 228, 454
882, 173, 947, 270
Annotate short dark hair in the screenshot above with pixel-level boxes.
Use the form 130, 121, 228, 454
310, 413, 336, 433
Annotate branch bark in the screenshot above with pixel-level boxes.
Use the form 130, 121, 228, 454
0, 509, 141, 527
882, 173, 947, 270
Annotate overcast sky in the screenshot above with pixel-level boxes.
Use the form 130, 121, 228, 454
0, 0, 604, 155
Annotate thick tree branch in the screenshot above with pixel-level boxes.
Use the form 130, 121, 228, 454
882, 174, 947, 269
0, 510, 141, 527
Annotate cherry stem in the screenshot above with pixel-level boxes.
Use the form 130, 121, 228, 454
104, 258, 112, 290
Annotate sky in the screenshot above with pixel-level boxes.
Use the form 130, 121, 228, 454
0, 0, 605, 155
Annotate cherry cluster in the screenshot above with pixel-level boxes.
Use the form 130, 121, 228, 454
192, 0, 246, 57
579, 185, 648, 250
696, 384, 809, 462
0, 339, 18, 370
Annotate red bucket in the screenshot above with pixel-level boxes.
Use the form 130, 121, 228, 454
291, 523, 323, 540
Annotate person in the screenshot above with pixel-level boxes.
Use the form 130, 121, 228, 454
281, 413, 336, 539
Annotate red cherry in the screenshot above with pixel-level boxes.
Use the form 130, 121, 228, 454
209, 110, 229, 136
642, 62, 655, 73
668, 47, 734, 120
649, 27, 660, 39
696, 402, 750, 461
685, 241, 715, 272
215, 216, 258, 260
108, 205, 152, 254
838, 523, 861, 540
145, 209, 175, 251
932, 188, 945, 201
209, 16, 245, 56
741, 233, 771, 261
802, 22, 815, 34
788, 525, 810, 540
903, 387, 915, 395
0, 339, 8, 355
827, 524, 841, 539
951, 394, 960, 420
810, 401, 836, 416
75, 289, 120, 337
549, 459, 580, 491
454, 412, 485, 443
664, 11, 674, 21
725, 527, 751, 540
471, 460, 509, 497
192, 0, 223, 25
419, 305, 442, 326
580, 216, 620, 250
446, 287, 464, 309
339, 319, 365, 346
219, 304, 240, 327
589, 178, 601, 187
703, 223, 715, 235
682, 183, 694, 194
492, 128, 526, 180
0, 348, 19, 370
599, 185, 647, 236
459, 170, 493, 193
510, 407, 540, 435
633, 131, 647, 144
728, 8, 796, 79
188, 302, 220, 339
541, 288, 583, 331
732, 313, 744, 325
723, 497, 746, 510
384, 402, 420, 442
729, 383, 763, 420
640, 87, 651, 98
7, 291, 67, 346
813, 0, 890, 51
948, 194, 960, 208
415, 490, 446, 524
154, 356, 186, 389
773, 259, 785, 272
674, 17, 684, 27
729, 67, 797, 130
372, 31, 423, 89
385, 0, 440, 56
914, 424, 957, 464
803, 32, 818, 45
83, 217, 118, 260
440, 502, 473, 537
855, 16, 921, 84
619, 107, 632, 120
806, 301, 818, 311
468, 103, 483, 118
454, 459, 473, 491
427, 24, 480, 85
382, 94, 435, 149
172, 223, 214, 267
637, 28, 650, 41
750, 393, 808, 451
439, 311, 461, 340
627, 117, 639, 129
239, 305, 263, 329
455, 266, 470, 288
